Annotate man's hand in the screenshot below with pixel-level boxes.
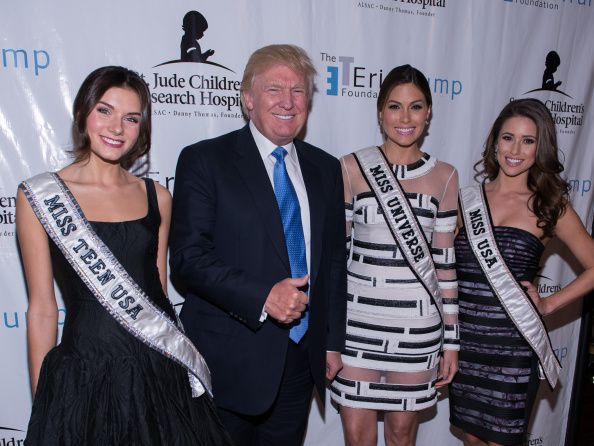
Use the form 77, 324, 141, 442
435, 350, 458, 388
264, 276, 309, 324
326, 351, 343, 380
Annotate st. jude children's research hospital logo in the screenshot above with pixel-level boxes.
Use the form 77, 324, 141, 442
522, 432, 545, 445
142, 10, 244, 119
0, 193, 16, 250
0, 195, 16, 227
321, 53, 462, 101
356, 0, 446, 18
512, 50, 585, 134
512, 50, 591, 199
0, 426, 25, 446
534, 273, 562, 296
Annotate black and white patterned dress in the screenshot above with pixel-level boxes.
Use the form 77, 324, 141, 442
330, 151, 459, 411
449, 225, 543, 445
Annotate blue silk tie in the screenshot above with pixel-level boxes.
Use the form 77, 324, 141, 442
271, 147, 308, 343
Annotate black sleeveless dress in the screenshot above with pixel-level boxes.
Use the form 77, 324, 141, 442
25, 179, 232, 446
449, 226, 544, 446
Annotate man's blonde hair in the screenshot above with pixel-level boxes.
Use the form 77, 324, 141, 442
240, 44, 317, 115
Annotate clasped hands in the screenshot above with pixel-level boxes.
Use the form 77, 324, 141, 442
264, 275, 309, 324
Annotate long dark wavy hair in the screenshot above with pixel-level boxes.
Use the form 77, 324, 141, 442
71, 66, 151, 170
475, 98, 569, 238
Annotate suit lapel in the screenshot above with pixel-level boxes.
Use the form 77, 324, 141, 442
232, 126, 291, 272
296, 142, 325, 287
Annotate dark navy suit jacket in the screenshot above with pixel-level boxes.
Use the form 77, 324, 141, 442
169, 124, 346, 415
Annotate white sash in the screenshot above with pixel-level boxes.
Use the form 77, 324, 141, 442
354, 146, 443, 323
459, 185, 560, 388
21, 172, 212, 397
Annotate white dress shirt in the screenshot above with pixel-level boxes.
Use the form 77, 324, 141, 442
249, 121, 311, 274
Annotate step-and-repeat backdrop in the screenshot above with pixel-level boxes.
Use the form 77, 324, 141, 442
1, 1, 593, 444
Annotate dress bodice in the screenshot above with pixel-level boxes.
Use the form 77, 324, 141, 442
48, 179, 176, 356
455, 226, 544, 282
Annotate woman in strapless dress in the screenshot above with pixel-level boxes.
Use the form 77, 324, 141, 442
449, 98, 594, 446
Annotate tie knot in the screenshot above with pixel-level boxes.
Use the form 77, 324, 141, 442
272, 147, 287, 162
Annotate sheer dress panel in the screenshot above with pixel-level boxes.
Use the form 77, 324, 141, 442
330, 150, 458, 411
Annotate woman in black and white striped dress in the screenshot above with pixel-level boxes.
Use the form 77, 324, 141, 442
330, 65, 459, 446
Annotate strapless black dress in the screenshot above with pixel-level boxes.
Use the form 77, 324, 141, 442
25, 179, 232, 446
449, 226, 545, 446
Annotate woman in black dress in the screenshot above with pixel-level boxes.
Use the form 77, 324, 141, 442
449, 98, 594, 446
17, 66, 231, 445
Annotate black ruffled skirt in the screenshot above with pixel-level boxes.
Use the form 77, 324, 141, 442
25, 345, 232, 446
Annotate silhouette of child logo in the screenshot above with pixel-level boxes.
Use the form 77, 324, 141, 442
180, 11, 214, 63
154, 10, 233, 72
525, 50, 571, 98
542, 51, 562, 91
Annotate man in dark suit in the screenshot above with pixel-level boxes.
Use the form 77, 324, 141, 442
169, 44, 346, 445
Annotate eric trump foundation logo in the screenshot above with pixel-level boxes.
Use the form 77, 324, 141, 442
504, 0, 592, 10
320, 52, 462, 101
144, 10, 243, 119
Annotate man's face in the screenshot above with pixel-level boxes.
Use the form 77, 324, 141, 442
243, 64, 309, 146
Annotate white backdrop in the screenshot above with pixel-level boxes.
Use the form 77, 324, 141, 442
1, 1, 593, 444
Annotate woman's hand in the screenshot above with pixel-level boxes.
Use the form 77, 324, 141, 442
521, 281, 549, 316
435, 350, 458, 388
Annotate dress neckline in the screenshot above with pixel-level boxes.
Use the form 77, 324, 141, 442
377, 147, 437, 180
459, 224, 544, 248
479, 184, 544, 248
52, 172, 150, 224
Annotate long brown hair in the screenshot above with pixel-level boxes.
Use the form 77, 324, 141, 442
71, 66, 151, 170
475, 98, 569, 237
